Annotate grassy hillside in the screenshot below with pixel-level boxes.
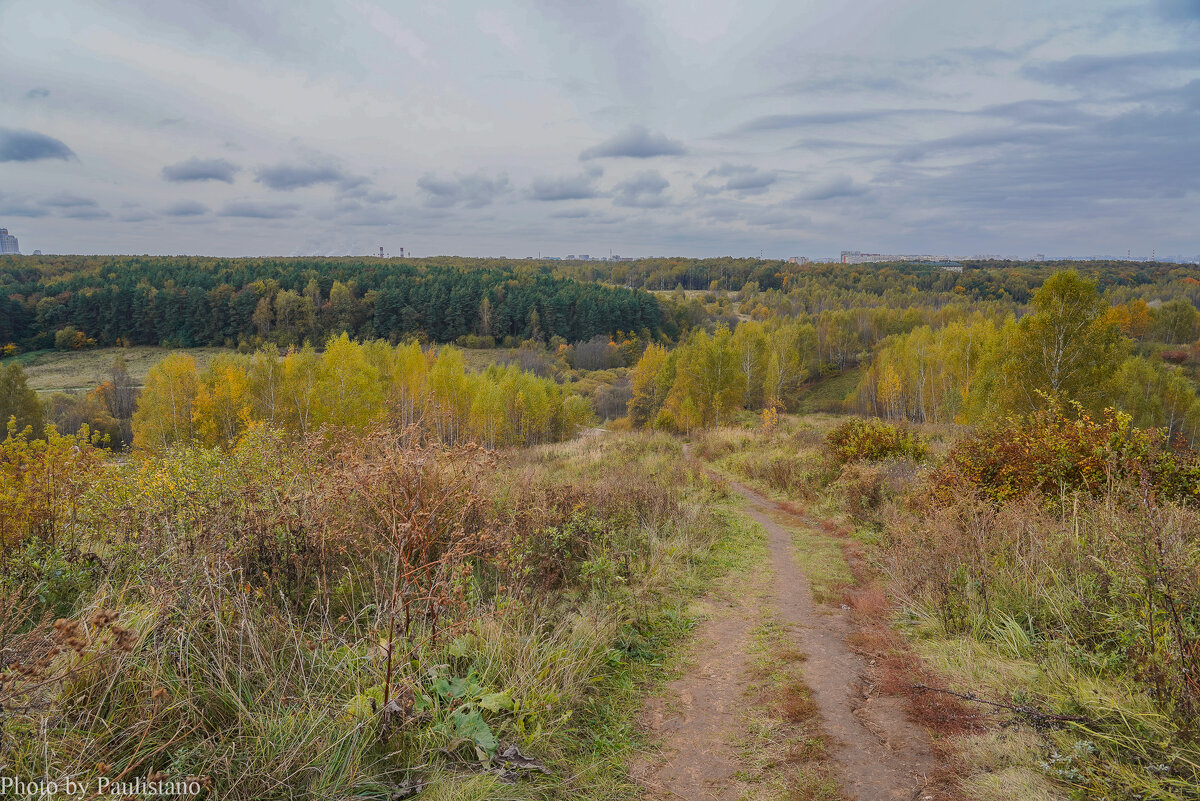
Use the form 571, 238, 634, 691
0, 429, 752, 800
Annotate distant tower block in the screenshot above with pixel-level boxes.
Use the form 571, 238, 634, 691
0, 228, 19, 255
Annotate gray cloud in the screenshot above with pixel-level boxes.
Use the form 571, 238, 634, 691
0, 128, 75, 162
893, 128, 1044, 162
529, 168, 604, 201
975, 99, 1098, 126
1157, 0, 1200, 20
5, 0, 1199, 258
162, 157, 239, 183
163, 200, 210, 216
793, 176, 869, 202
548, 208, 592, 219
867, 98, 1200, 239
42, 194, 97, 208
613, 170, 669, 208
746, 208, 811, 230
62, 207, 111, 220
417, 170, 511, 208
0, 203, 48, 218
698, 164, 778, 196
1022, 50, 1200, 91
532, 1, 664, 106
102, 0, 342, 64
580, 125, 686, 160
219, 200, 302, 219
255, 161, 361, 191
768, 75, 909, 96
340, 186, 397, 204
732, 109, 946, 135
340, 209, 404, 227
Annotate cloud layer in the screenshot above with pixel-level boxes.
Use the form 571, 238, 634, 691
0, 0, 1196, 259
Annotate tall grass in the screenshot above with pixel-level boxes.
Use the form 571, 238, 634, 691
693, 411, 1200, 799
886, 482, 1200, 797
0, 429, 737, 799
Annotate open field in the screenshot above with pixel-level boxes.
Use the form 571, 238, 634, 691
3, 345, 532, 396
4, 347, 228, 394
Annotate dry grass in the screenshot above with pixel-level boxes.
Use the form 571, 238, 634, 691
0, 429, 746, 800
8, 346, 228, 393
736, 616, 847, 801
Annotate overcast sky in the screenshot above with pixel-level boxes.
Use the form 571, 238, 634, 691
1, 0, 1198, 259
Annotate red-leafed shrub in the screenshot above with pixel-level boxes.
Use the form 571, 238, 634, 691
1161, 349, 1190, 364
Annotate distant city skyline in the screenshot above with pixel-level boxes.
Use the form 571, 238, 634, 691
5, 220, 1195, 265
1, 1, 1198, 258
4, 216, 1199, 264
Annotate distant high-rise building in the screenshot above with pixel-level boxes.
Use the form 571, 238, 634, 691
0, 228, 19, 255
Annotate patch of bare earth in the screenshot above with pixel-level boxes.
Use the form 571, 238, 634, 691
634, 469, 958, 801
631, 597, 757, 800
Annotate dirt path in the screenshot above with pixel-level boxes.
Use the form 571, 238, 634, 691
634, 469, 938, 800
632, 598, 757, 800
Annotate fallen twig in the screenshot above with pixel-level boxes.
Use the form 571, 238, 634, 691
910, 684, 1094, 728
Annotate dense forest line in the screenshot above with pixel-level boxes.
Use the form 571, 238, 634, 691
0, 255, 664, 350
4, 255, 1200, 457
551, 255, 1200, 298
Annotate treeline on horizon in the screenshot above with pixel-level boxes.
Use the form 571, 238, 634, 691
0, 255, 665, 351
551, 255, 1200, 298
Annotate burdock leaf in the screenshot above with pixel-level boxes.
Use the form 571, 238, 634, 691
479, 690, 513, 713
451, 708, 497, 756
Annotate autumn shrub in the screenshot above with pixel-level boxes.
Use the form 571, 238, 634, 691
879, 408, 1200, 794
829, 460, 923, 525
499, 440, 685, 596
932, 405, 1200, 506
693, 422, 841, 503
1161, 349, 1190, 364
727, 448, 832, 501
889, 488, 1200, 789
690, 428, 746, 462
825, 416, 928, 464
0, 423, 106, 552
